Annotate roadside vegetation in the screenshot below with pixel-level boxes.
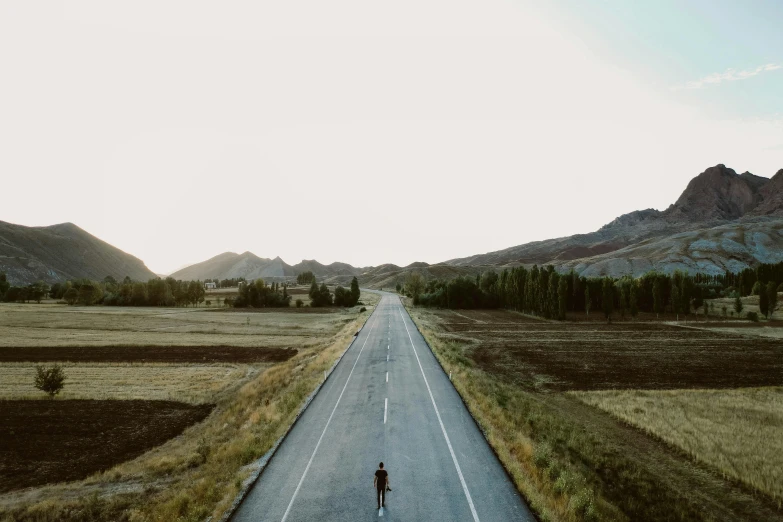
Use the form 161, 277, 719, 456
0, 293, 378, 522
405, 305, 783, 522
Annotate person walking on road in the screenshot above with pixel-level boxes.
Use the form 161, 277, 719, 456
373, 462, 390, 509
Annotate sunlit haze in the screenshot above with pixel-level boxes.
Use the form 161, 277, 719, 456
2, 1, 782, 274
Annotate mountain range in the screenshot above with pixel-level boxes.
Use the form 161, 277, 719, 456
445, 164, 783, 277
3, 164, 783, 287
0, 221, 155, 286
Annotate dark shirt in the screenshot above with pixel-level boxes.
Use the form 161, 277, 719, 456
375, 469, 388, 489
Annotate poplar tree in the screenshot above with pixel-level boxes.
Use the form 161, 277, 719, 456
759, 287, 769, 318
629, 283, 638, 319
734, 295, 743, 316
653, 279, 663, 318
671, 283, 680, 319
350, 277, 360, 305
557, 278, 568, 320
585, 287, 591, 316
767, 281, 778, 318
602, 277, 613, 321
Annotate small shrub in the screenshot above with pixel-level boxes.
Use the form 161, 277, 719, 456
34, 365, 66, 397
533, 442, 552, 469
746, 311, 759, 322
295, 299, 304, 308
360, 307, 366, 312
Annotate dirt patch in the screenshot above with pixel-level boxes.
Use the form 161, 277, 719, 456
0, 346, 297, 363
434, 310, 783, 391
0, 400, 214, 492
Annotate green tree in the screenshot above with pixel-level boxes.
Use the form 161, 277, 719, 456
618, 284, 627, 318
629, 283, 638, 319
671, 283, 680, 319
0, 272, 10, 298
63, 287, 78, 305
406, 272, 425, 300
557, 278, 567, 320
34, 365, 65, 398
767, 281, 778, 319
759, 286, 769, 318
584, 287, 591, 316
29, 281, 49, 303
733, 295, 744, 316
296, 271, 315, 285
350, 276, 360, 305
601, 277, 614, 321
131, 282, 148, 306
653, 279, 664, 318
78, 284, 96, 306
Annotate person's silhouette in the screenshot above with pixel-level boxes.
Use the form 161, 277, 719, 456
373, 462, 390, 509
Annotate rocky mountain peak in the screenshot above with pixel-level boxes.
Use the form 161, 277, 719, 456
665, 164, 768, 222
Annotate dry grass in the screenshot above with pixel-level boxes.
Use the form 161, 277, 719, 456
0, 292, 380, 522
703, 292, 783, 321
0, 303, 359, 347
574, 387, 783, 502
0, 363, 257, 404
405, 304, 783, 522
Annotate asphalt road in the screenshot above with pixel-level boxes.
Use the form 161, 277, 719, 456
231, 292, 535, 521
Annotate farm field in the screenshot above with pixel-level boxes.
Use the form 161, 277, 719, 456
406, 305, 783, 522
0, 303, 351, 347
0, 291, 378, 522
0, 400, 213, 492
575, 387, 783, 501
443, 311, 783, 390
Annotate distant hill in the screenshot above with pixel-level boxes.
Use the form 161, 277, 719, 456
169, 252, 367, 284
443, 164, 783, 277
0, 221, 156, 286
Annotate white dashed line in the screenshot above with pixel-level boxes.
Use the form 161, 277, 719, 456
386, 372, 388, 383
384, 398, 388, 424
279, 314, 379, 522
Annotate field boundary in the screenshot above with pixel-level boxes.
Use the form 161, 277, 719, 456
217, 311, 370, 522
401, 302, 539, 521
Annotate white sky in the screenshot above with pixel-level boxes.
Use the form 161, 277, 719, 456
2, 1, 782, 274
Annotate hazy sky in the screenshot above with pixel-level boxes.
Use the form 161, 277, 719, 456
2, 1, 782, 274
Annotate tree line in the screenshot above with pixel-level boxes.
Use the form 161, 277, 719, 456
408, 260, 783, 320
0, 274, 208, 307
297, 271, 316, 285
308, 277, 360, 307
0, 271, 365, 310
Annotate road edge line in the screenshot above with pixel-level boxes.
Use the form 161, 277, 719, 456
400, 300, 537, 521
219, 303, 377, 522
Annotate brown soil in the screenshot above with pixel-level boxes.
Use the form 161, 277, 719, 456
436, 310, 783, 391
0, 400, 214, 492
0, 346, 297, 363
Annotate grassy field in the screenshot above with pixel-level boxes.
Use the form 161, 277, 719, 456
0, 363, 255, 403
575, 387, 783, 502
0, 291, 379, 522
0, 303, 353, 347
405, 305, 783, 522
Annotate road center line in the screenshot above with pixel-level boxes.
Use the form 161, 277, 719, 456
384, 398, 388, 424
279, 311, 379, 522
398, 306, 481, 522
386, 372, 388, 383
